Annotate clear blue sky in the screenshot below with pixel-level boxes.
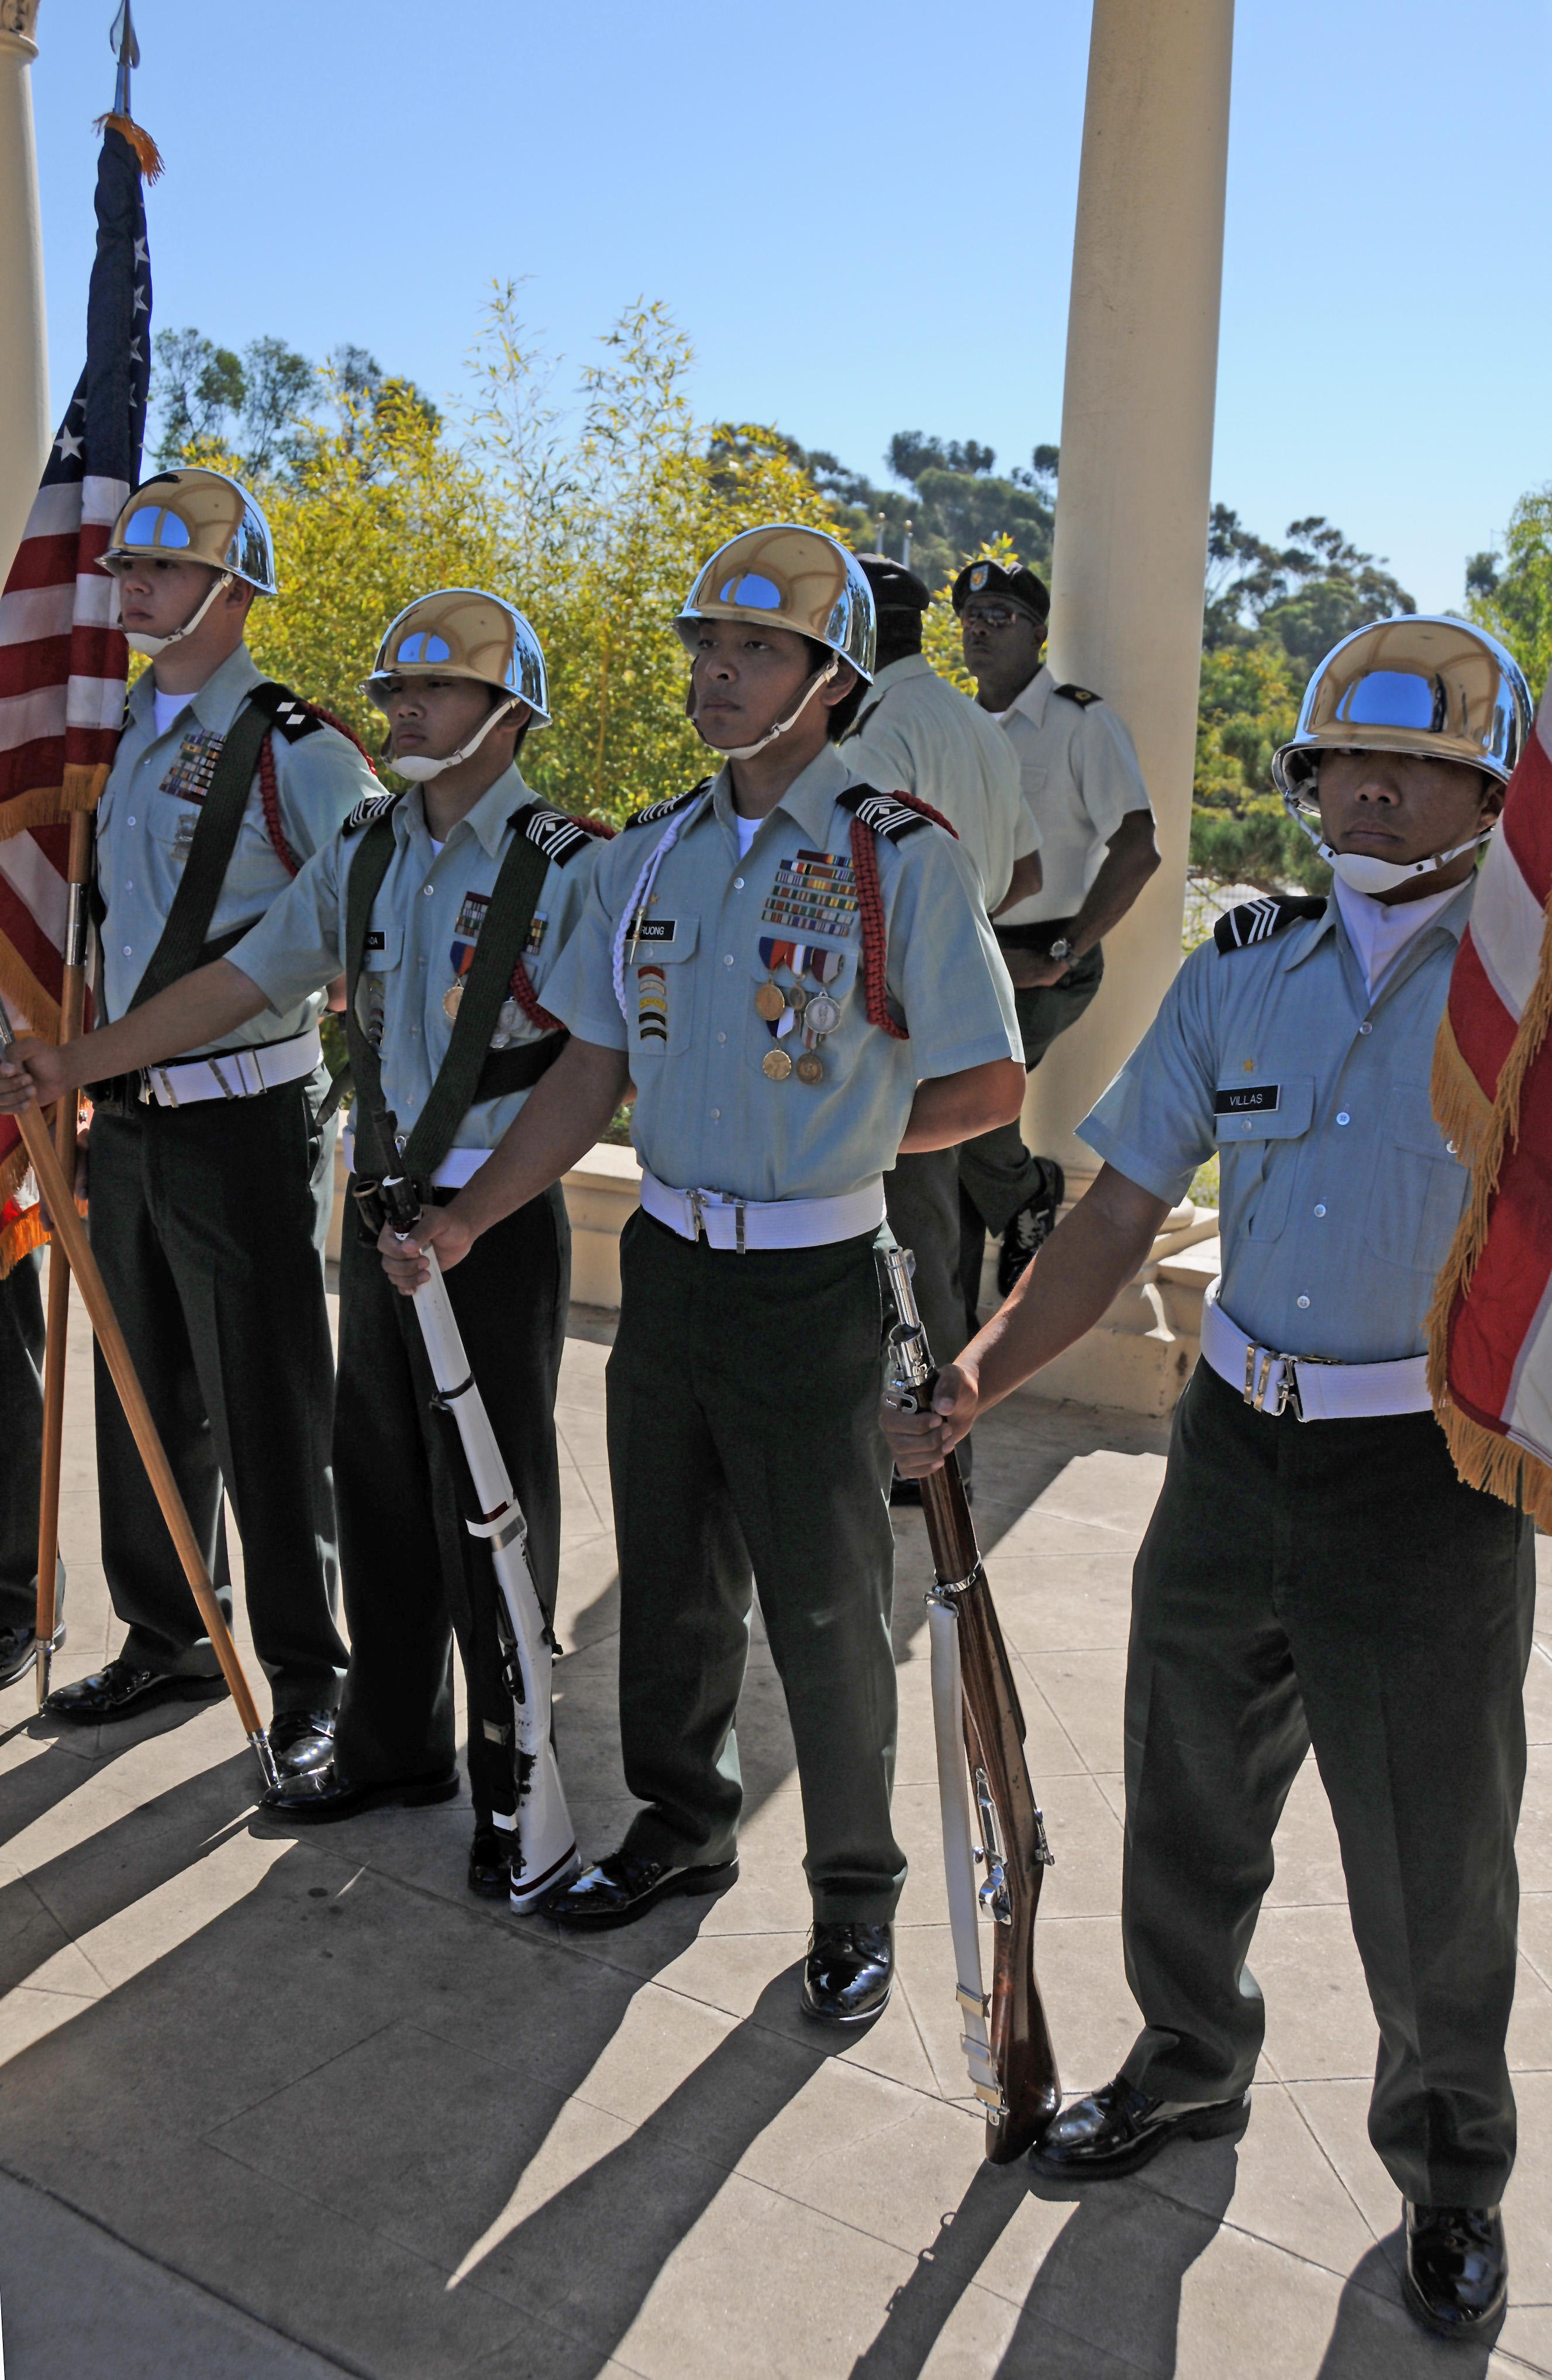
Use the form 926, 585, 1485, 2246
27, 0, 1552, 612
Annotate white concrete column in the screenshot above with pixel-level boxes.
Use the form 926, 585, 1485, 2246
0, 0, 48, 585
1027, 0, 1234, 1176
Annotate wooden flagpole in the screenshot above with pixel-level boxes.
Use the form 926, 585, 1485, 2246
3, 1004, 278, 1788
33, 808, 92, 1703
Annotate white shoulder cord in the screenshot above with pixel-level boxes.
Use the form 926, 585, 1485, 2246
611, 788, 714, 1018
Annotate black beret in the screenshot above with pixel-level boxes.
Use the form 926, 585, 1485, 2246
951, 557, 1050, 622
856, 553, 931, 613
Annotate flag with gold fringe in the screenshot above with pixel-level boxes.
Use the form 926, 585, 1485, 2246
1429, 670, 1552, 1524
0, 118, 152, 1273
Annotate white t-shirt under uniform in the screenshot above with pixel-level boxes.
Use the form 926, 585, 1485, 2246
993, 664, 1153, 926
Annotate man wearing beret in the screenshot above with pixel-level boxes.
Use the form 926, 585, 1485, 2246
843, 554, 1042, 1490
955, 557, 1160, 1325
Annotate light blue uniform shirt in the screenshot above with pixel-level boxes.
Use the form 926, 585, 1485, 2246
1077, 883, 1473, 1365
230, 765, 598, 1163
96, 644, 377, 1055
543, 741, 1022, 1204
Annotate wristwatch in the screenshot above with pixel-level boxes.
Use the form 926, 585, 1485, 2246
1047, 936, 1074, 963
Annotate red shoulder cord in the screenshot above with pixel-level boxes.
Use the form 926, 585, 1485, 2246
506, 811, 618, 1030
850, 788, 958, 1042
256, 701, 381, 880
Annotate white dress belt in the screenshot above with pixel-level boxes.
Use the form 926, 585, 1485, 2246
144, 1028, 323, 1109
639, 1169, 886, 1253
1200, 1280, 1430, 1421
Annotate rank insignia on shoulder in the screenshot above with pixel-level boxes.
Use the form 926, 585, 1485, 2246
521, 805, 595, 867
249, 681, 327, 743
1054, 683, 1101, 707
1213, 893, 1327, 953
342, 791, 400, 836
837, 786, 934, 843
624, 780, 712, 831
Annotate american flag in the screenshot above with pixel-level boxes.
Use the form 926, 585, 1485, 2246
0, 121, 151, 1266
1429, 669, 1552, 1525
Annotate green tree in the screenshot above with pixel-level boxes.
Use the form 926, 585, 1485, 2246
1468, 485, 1552, 697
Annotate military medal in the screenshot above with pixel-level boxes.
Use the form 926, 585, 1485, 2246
762, 1048, 794, 1081
785, 982, 808, 1012
443, 981, 464, 1020
445, 892, 486, 1024
795, 1052, 824, 1084
805, 993, 840, 1036
755, 979, 786, 1021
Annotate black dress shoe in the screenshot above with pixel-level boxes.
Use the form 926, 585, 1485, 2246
801, 1921, 894, 2025
44, 1659, 228, 1724
1403, 2203, 1508, 2338
546, 1848, 738, 1931
0, 1618, 64, 1692
267, 1709, 338, 1780
262, 1753, 460, 1821
1028, 2073, 1248, 2179
468, 1824, 511, 1900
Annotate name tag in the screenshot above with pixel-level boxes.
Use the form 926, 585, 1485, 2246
632, 918, 677, 943
364, 929, 386, 952
1214, 1084, 1280, 1115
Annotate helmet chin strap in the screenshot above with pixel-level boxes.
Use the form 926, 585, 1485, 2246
123, 570, 235, 659
391, 694, 519, 782
690, 656, 838, 762
1288, 799, 1495, 896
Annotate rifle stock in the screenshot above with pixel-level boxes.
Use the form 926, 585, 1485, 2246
886, 1249, 1060, 2162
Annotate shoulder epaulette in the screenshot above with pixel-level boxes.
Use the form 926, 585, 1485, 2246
519, 804, 602, 868
623, 780, 711, 831
840, 696, 884, 743
1054, 683, 1101, 708
342, 791, 401, 836
1213, 893, 1326, 954
838, 784, 956, 843
249, 680, 326, 744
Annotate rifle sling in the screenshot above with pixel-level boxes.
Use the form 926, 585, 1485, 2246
344, 805, 557, 1181
127, 700, 274, 1011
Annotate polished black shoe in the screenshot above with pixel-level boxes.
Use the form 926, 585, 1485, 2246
0, 1617, 64, 1692
1402, 2202, 1508, 2338
1027, 2073, 1248, 2180
44, 1659, 227, 1724
801, 1921, 894, 2026
546, 1848, 738, 1931
262, 1754, 460, 1821
468, 1824, 511, 1900
996, 1159, 1065, 1299
267, 1708, 337, 1780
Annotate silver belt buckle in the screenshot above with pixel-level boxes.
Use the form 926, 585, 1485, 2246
1246, 1344, 1299, 1418
687, 1188, 706, 1242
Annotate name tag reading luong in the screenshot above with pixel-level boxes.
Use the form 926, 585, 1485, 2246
1214, 1084, 1280, 1115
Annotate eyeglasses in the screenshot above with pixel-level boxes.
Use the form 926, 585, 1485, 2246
960, 604, 1027, 631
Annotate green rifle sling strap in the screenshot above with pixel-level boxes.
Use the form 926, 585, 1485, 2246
126, 700, 275, 1011
343, 804, 557, 1183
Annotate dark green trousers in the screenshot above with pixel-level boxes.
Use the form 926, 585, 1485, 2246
1123, 1360, 1535, 2204
89, 1079, 344, 1710
0, 1252, 61, 1632
332, 1182, 568, 1822
884, 1147, 972, 1482
606, 1211, 906, 1923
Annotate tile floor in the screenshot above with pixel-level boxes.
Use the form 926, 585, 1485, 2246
0, 1262, 1547, 2377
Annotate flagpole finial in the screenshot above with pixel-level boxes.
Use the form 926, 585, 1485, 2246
109, 0, 139, 116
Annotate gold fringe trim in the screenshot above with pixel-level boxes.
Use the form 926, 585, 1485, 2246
0, 769, 104, 843
95, 113, 163, 182
0, 929, 60, 1043
1427, 880, 1552, 1507
0, 1198, 46, 1282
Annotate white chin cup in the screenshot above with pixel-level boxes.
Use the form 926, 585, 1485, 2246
1290, 801, 1495, 896
122, 570, 234, 659
391, 695, 518, 781
692, 657, 839, 761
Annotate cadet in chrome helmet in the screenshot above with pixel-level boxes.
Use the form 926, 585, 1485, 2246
1273, 615, 1531, 897
368, 518, 1025, 2023
362, 588, 551, 782
99, 466, 278, 657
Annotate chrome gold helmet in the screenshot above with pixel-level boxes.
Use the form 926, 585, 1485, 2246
1272, 615, 1530, 800
675, 523, 876, 683
100, 467, 277, 595
361, 589, 550, 727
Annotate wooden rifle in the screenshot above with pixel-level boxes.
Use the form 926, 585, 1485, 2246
884, 1247, 1060, 2162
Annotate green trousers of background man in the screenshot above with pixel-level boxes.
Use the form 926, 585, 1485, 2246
606, 1210, 907, 1924
331, 1182, 569, 1823
89, 1079, 345, 1712
1123, 1361, 1535, 2206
